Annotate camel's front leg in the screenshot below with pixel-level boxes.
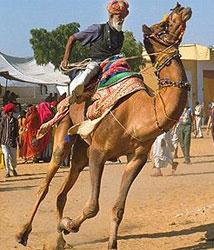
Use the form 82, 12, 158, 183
108, 153, 148, 250
56, 137, 89, 222
58, 147, 105, 234
52, 138, 89, 250
16, 117, 73, 246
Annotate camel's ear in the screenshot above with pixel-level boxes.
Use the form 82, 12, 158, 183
176, 2, 181, 9
142, 25, 152, 35
171, 2, 181, 11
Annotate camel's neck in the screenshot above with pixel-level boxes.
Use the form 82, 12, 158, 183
154, 55, 188, 130
158, 56, 187, 83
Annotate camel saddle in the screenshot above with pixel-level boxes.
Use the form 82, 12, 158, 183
76, 55, 147, 120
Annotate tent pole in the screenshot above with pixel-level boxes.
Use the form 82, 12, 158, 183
68, 84, 70, 95
5, 79, 8, 94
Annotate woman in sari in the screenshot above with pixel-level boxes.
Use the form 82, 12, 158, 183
22, 106, 41, 162
37, 101, 55, 162
18, 110, 27, 162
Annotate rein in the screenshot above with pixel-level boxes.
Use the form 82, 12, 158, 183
60, 58, 93, 74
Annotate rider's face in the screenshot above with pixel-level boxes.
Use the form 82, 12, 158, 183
111, 14, 125, 32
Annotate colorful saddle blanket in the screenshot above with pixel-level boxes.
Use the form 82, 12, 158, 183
87, 76, 145, 120
86, 55, 146, 119
97, 54, 139, 89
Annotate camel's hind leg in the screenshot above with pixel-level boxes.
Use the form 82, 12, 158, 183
16, 116, 73, 246
58, 146, 105, 234
108, 153, 148, 250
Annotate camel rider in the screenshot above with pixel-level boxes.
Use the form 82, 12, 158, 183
37, 0, 129, 138
58, 0, 129, 112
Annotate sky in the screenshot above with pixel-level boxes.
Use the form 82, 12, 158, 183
0, 0, 213, 57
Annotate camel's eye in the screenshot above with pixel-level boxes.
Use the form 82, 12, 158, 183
161, 23, 169, 31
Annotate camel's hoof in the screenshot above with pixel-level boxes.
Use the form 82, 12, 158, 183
57, 217, 79, 235
108, 240, 117, 250
16, 224, 32, 246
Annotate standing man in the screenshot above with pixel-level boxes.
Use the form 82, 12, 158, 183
151, 131, 178, 177
179, 106, 194, 164
0, 103, 19, 177
194, 101, 203, 138
58, 0, 129, 110
206, 103, 214, 143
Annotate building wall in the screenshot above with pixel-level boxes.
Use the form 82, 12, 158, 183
203, 70, 214, 118
183, 59, 214, 119
182, 60, 198, 107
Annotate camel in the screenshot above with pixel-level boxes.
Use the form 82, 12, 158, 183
16, 3, 192, 250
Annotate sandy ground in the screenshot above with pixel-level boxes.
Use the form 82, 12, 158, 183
0, 134, 214, 250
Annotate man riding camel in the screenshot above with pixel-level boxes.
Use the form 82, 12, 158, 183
58, 0, 129, 111
38, 0, 129, 137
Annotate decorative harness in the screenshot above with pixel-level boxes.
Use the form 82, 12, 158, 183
144, 12, 191, 133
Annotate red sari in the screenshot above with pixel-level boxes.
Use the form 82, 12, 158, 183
22, 106, 41, 159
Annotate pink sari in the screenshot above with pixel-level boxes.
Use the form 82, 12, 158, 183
37, 102, 54, 150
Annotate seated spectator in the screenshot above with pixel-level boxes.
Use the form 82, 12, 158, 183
45, 93, 53, 102
3, 90, 10, 106
53, 93, 58, 101
9, 92, 19, 103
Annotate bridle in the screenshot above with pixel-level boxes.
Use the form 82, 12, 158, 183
144, 10, 190, 133
142, 11, 185, 78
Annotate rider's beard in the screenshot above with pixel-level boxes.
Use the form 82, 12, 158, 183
112, 19, 123, 32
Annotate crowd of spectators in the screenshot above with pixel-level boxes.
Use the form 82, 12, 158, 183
0, 90, 68, 177
151, 100, 214, 176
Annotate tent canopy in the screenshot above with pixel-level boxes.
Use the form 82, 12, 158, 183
0, 52, 70, 86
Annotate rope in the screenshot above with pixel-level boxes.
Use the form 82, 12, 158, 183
109, 110, 144, 143
60, 58, 93, 73
153, 96, 167, 133
156, 90, 179, 122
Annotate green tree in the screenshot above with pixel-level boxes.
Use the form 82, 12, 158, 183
30, 22, 90, 68
30, 24, 143, 71
121, 31, 143, 71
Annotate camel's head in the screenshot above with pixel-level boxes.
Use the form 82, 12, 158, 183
143, 2, 192, 61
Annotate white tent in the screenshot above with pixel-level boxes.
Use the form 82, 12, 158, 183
0, 52, 70, 86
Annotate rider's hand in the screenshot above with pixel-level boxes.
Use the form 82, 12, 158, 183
56, 97, 70, 113
57, 104, 66, 113
60, 59, 68, 69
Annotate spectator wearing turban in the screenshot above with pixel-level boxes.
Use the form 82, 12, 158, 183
3, 103, 16, 114
0, 103, 19, 178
